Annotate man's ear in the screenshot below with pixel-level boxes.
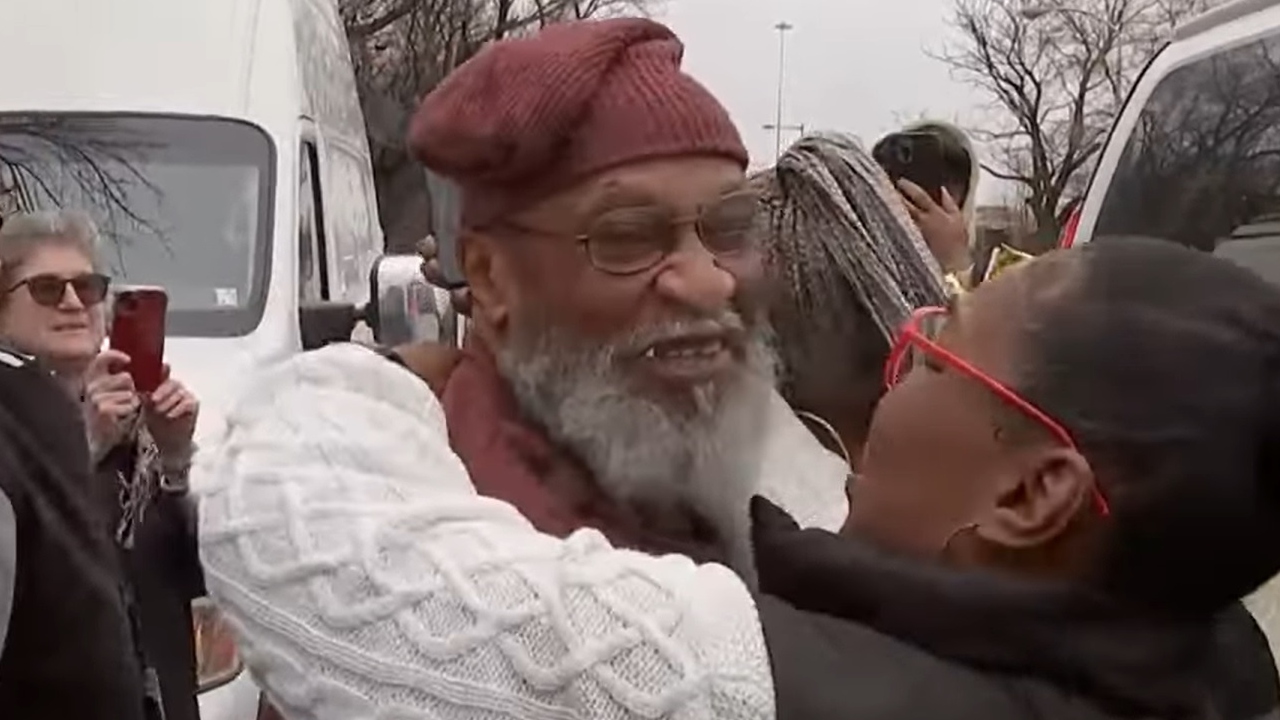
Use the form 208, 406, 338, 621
976, 448, 1095, 549
460, 230, 510, 330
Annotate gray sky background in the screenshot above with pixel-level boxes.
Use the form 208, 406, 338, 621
657, 0, 1014, 204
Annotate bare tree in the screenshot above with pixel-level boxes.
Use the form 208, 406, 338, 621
935, 0, 1220, 249
341, 0, 660, 251
0, 116, 167, 256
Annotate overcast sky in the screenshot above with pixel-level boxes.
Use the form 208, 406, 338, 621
657, 0, 1012, 203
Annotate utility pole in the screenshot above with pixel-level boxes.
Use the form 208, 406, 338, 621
772, 21, 794, 161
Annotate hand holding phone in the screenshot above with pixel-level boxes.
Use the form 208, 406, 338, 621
109, 286, 168, 394
423, 170, 467, 290
898, 179, 971, 273
83, 348, 140, 455
416, 235, 473, 316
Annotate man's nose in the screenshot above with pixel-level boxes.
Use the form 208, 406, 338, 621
653, 233, 737, 313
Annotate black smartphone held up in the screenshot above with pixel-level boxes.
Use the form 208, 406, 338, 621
423, 169, 467, 290
872, 131, 949, 205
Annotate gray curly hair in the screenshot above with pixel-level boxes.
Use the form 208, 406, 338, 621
752, 131, 948, 423
0, 209, 101, 289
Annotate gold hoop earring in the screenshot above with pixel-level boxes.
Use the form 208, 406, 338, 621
795, 409, 853, 471
942, 522, 979, 557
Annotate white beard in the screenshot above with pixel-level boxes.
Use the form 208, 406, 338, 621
497, 313, 777, 580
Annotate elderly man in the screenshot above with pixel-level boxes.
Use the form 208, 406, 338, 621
196, 22, 1280, 716
383, 17, 846, 573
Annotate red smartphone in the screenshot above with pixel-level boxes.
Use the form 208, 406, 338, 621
109, 286, 168, 394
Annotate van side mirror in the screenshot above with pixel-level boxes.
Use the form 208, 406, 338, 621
366, 253, 458, 347
298, 301, 359, 350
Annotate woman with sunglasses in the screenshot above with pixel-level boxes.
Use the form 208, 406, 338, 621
0, 210, 204, 720
200, 236, 1280, 720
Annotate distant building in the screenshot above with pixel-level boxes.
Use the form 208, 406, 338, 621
974, 203, 1035, 253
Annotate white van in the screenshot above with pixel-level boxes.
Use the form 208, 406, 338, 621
1069, 0, 1280, 658
0, 0, 445, 717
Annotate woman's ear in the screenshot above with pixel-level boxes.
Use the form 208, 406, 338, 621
977, 448, 1095, 549
460, 230, 510, 330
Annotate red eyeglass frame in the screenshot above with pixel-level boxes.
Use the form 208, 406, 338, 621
884, 306, 1110, 516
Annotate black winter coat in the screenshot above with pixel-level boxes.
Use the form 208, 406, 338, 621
0, 346, 148, 719
750, 498, 1279, 720
98, 440, 205, 720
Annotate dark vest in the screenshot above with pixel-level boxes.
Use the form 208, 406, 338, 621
0, 348, 147, 719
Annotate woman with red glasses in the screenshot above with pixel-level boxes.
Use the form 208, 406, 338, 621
757, 236, 1280, 720
201, 235, 1280, 720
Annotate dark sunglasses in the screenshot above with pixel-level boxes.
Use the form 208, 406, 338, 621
8, 272, 111, 308
501, 190, 761, 275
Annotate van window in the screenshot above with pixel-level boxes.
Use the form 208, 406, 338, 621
1092, 29, 1280, 279
298, 140, 329, 302
320, 147, 380, 301
0, 114, 275, 337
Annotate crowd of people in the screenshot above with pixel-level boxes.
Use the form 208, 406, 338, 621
2, 13, 1280, 720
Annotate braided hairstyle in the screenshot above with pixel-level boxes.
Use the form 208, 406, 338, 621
750, 132, 948, 428
1011, 238, 1280, 614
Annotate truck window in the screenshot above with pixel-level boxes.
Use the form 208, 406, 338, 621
298, 140, 329, 302
1092, 29, 1280, 280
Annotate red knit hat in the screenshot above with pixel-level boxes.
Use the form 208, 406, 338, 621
407, 18, 748, 228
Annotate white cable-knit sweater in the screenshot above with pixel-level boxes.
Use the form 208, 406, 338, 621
196, 344, 849, 719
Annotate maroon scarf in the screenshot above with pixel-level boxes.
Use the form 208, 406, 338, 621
439, 341, 726, 563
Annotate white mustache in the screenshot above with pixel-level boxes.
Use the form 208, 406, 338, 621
613, 313, 750, 358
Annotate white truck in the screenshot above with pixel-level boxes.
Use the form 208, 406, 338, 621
0, 0, 449, 716
1066, 0, 1280, 660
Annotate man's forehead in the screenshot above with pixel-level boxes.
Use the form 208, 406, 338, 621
576, 157, 748, 209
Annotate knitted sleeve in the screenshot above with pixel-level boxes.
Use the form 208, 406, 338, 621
196, 343, 775, 720
0, 486, 12, 655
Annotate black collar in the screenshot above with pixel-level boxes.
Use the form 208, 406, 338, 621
750, 497, 1215, 718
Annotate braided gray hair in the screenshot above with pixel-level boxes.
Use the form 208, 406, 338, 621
752, 131, 948, 420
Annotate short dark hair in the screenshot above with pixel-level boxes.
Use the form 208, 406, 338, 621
1011, 238, 1280, 615
903, 124, 973, 203
939, 142, 972, 202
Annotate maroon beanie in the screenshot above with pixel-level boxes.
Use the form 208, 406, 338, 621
407, 18, 748, 228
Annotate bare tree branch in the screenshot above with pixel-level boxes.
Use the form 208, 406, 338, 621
0, 116, 169, 258
935, 0, 1222, 245
343, 0, 659, 250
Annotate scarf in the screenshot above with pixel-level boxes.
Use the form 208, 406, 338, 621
90, 409, 162, 550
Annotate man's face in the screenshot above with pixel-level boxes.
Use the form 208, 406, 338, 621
494, 156, 767, 395
477, 155, 775, 530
